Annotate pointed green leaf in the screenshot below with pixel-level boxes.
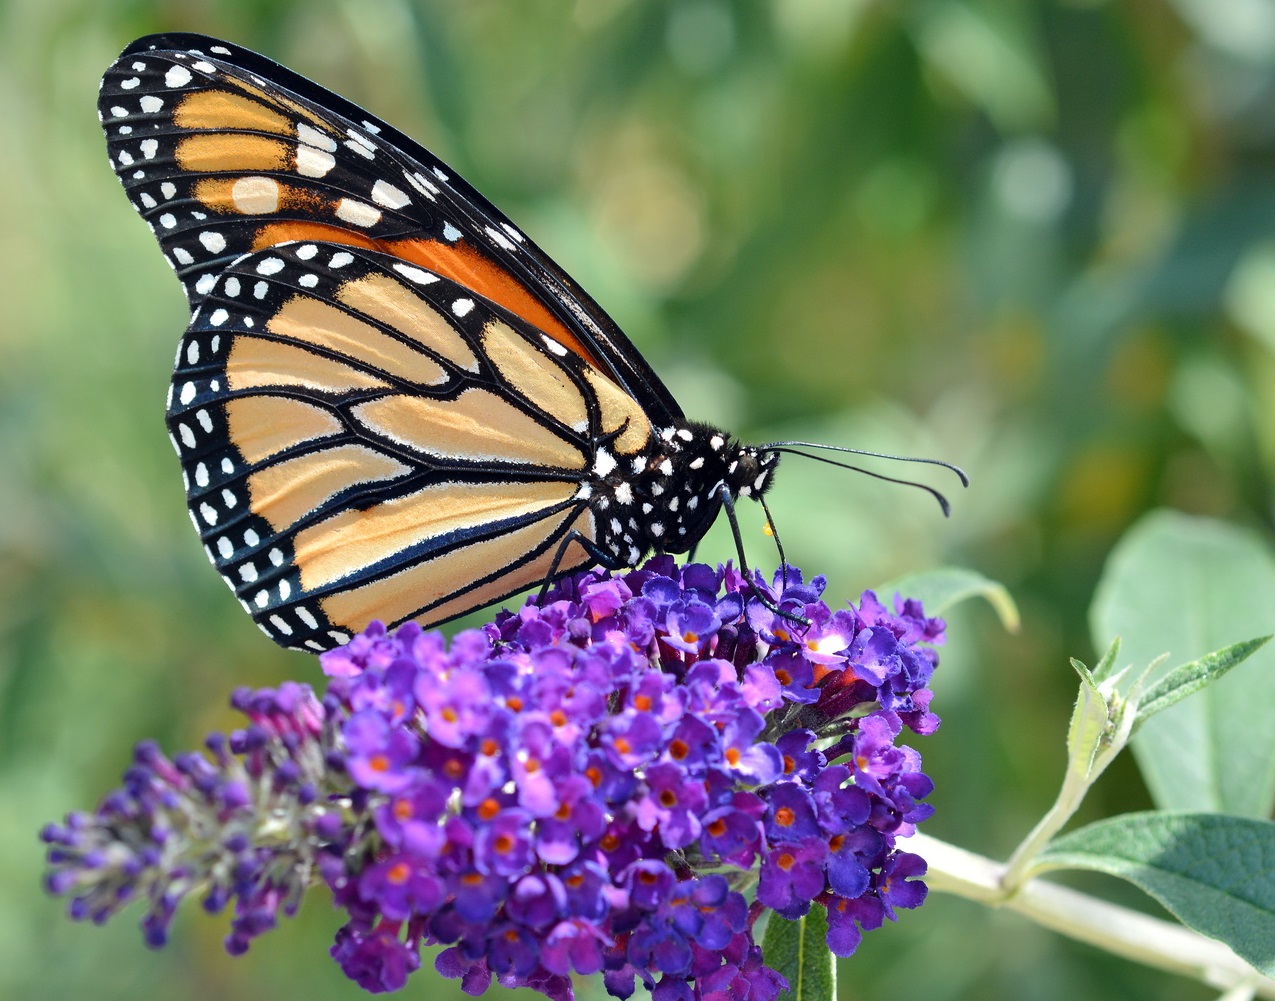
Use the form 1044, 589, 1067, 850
1064, 666, 1110, 779
1089, 511, 1275, 816
1135, 636, 1272, 729
877, 566, 1019, 632
762, 907, 836, 1001
1036, 812, 1275, 976
1090, 635, 1122, 684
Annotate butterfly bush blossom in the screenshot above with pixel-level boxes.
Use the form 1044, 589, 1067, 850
42, 559, 944, 998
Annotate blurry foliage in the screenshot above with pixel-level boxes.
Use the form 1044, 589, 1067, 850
2, 1, 1273, 999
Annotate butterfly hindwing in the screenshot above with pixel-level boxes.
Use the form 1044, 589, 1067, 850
100, 32, 682, 426
168, 240, 625, 650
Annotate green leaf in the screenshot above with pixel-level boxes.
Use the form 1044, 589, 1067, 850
1090, 635, 1122, 684
762, 907, 836, 1001
877, 566, 1020, 632
1064, 660, 1110, 780
1089, 511, 1275, 816
1036, 812, 1275, 977
1136, 635, 1273, 730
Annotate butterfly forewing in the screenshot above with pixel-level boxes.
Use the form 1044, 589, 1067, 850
169, 241, 611, 650
99, 33, 682, 425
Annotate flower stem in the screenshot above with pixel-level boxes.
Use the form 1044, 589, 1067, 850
910, 832, 1274, 998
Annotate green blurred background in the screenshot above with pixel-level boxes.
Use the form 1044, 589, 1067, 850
3, 0, 1273, 998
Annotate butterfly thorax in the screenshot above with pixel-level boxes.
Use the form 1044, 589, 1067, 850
587, 421, 780, 567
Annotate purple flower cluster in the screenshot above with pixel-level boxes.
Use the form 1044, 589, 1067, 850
42, 560, 944, 999
40, 684, 343, 953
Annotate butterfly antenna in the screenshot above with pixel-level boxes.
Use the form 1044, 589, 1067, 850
716, 484, 810, 627
769, 447, 958, 516
765, 440, 969, 487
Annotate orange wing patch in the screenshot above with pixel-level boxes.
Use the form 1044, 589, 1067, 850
319, 507, 594, 631
250, 222, 607, 370
246, 443, 411, 531
482, 320, 589, 432
292, 479, 578, 590
176, 133, 291, 172
225, 396, 342, 464
267, 294, 448, 386
336, 273, 480, 372
352, 390, 585, 469
174, 89, 292, 134
226, 335, 391, 394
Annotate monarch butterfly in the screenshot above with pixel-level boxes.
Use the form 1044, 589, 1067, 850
100, 33, 963, 653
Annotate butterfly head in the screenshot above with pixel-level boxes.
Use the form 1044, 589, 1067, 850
726, 444, 781, 501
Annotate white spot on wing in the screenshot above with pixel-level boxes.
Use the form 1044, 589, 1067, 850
594, 450, 618, 477
200, 231, 227, 253
393, 263, 438, 285
231, 176, 280, 214
405, 171, 439, 199
297, 122, 337, 151
295, 145, 335, 178
485, 225, 515, 250
139, 95, 164, 114
372, 179, 410, 209
165, 64, 193, 88
334, 198, 381, 227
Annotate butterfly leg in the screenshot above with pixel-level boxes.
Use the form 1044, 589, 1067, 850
716, 484, 810, 627
533, 520, 627, 607
757, 493, 794, 592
